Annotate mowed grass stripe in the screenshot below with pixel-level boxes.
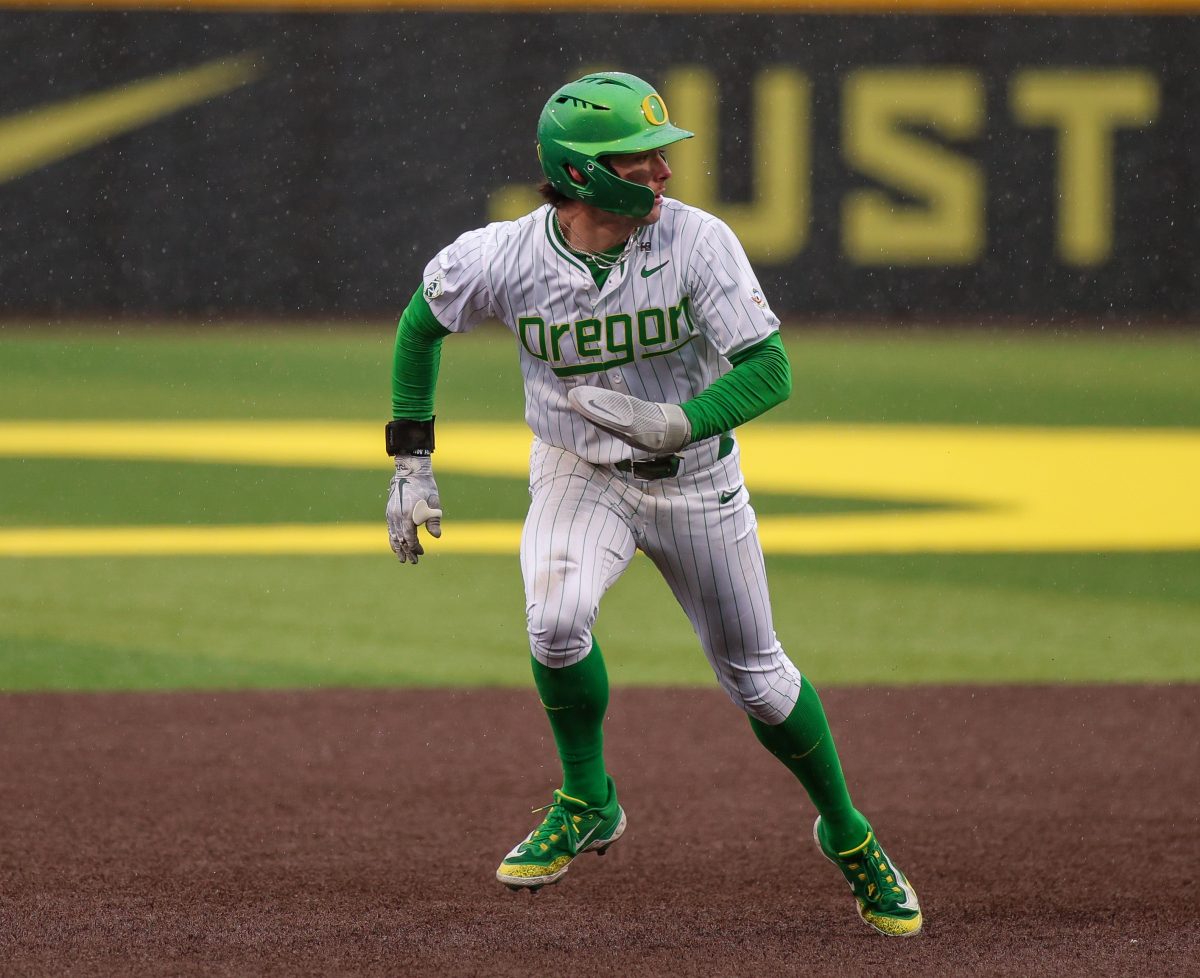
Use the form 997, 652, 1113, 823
2, 328, 1197, 426
2, 553, 1197, 690
0, 458, 921, 527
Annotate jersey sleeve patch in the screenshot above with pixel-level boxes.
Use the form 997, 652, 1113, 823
421, 225, 496, 334
423, 271, 445, 301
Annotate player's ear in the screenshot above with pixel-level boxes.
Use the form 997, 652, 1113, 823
566, 163, 585, 183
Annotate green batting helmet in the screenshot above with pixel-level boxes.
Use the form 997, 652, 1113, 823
537, 72, 693, 219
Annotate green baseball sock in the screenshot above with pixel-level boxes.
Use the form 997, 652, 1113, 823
530, 638, 611, 810
749, 676, 871, 853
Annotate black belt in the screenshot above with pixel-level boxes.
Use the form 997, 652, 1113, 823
615, 454, 682, 479
613, 434, 735, 481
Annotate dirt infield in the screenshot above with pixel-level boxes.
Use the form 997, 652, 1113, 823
1, 685, 1196, 978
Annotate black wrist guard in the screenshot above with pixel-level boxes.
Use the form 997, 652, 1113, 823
385, 417, 435, 456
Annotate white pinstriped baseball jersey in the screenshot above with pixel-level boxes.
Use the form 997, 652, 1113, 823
420, 198, 780, 464
419, 195, 803, 722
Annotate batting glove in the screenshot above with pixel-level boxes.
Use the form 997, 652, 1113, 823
567, 386, 692, 454
386, 455, 442, 564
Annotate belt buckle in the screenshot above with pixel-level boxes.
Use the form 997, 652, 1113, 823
624, 453, 682, 479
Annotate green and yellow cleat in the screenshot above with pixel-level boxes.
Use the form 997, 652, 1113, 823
814, 817, 923, 937
496, 778, 626, 891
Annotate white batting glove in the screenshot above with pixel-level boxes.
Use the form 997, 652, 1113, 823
567, 386, 692, 454
386, 455, 442, 564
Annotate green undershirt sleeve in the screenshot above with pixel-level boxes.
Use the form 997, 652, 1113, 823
680, 332, 792, 443
391, 287, 453, 421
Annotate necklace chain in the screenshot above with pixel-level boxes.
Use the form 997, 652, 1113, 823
555, 214, 639, 270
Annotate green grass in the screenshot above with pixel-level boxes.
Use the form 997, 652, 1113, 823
2, 552, 1197, 691
0, 459, 944, 526
2, 324, 1198, 425
1, 326, 1198, 691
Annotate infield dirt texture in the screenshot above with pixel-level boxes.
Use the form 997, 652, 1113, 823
3, 685, 1197, 977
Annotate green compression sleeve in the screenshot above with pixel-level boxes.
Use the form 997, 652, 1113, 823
531, 639, 611, 807
749, 675, 871, 854
391, 288, 452, 421
680, 332, 792, 442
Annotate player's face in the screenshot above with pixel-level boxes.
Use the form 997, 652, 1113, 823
607, 148, 672, 224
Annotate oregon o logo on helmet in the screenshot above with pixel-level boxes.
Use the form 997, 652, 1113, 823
641, 93, 669, 126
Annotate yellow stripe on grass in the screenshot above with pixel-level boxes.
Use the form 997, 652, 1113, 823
0, 420, 531, 475
742, 425, 1200, 553
0, 522, 520, 557
1, 421, 1198, 555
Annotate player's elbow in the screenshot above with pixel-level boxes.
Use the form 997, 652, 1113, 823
772, 347, 793, 405
777, 364, 793, 404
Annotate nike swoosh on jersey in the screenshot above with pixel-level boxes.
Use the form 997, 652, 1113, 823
640, 261, 670, 278
719, 485, 742, 504
0, 52, 263, 185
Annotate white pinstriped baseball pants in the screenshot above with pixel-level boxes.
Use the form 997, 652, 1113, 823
520, 438, 803, 725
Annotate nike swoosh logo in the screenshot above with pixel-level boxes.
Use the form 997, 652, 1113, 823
575, 821, 604, 850
719, 485, 742, 504
641, 261, 670, 278
0, 53, 263, 185
583, 402, 626, 423
895, 873, 921, 911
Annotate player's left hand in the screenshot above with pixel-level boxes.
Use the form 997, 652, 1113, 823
567, 386, 691, 454
386, 455, 442, 564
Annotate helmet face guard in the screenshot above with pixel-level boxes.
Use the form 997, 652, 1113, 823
537, 73, 694, 219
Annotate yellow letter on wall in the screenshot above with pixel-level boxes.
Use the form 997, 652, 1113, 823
842, 69, 985, 266
665, 66, 810, 263
1011, 70, 1158, 267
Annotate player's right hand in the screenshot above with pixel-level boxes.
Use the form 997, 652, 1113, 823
386, 456, 442, 564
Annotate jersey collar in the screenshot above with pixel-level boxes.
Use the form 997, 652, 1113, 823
545, 207, 593, 280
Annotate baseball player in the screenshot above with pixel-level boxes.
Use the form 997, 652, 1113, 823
386, 72, 922, 937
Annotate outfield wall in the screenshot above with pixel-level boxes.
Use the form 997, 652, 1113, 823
0, 9, 1196, 322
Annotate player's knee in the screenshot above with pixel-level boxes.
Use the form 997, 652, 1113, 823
721, 682, 797, 725
527, 609, 593, 669
712, 646, 802, 724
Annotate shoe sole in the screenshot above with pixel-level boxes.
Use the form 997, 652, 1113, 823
812, 817, 923, 938
497, 807, 627, 891
859, 906, 923, 938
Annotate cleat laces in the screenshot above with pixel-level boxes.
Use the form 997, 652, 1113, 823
844, 843, 910, 911
524, 802, 584, 856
